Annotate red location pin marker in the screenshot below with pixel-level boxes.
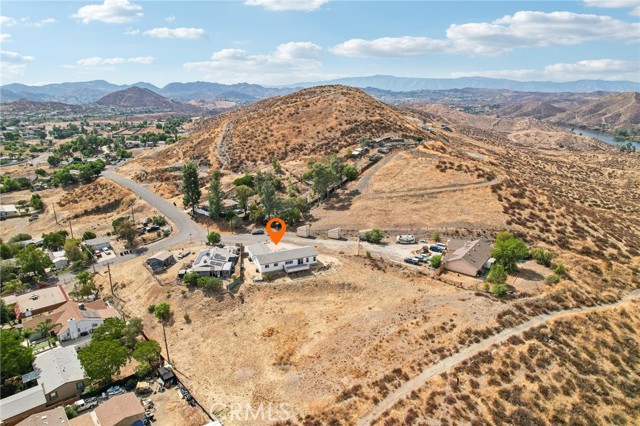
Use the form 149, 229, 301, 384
266, 218, 286, 245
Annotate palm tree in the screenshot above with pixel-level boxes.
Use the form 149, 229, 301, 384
37, 319, 61, 348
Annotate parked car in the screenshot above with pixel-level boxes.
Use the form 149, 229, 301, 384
74, 397, 98, 412
102, 247, 112, 255
435, 242, 448, 250
146, 225, 160, 232
94, 250, 102, 258
404, 257, 420, 265
28, 215, 38, 222
416, 255, 430, 263
251, 229, 265, 235
106, 386, 124, 396
429, 245, 444, 253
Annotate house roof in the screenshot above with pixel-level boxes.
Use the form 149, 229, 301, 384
255, 246, 317, 265
0, 385, 47, 421
16, 286, 69, 316
32, 347, 85, 395
445, 239, 492, 272
95, 393, 144, 426
23, 300, 119, 337
0, 204, 18, 213
245, 243, 273, 257
147, 251, 174, 263
16, 406, 70, 426
48, 250, 67, 261
191, 247, 237, 272
82, 236, 110, 247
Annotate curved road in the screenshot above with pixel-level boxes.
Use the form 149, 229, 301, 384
357, 288, 640, 426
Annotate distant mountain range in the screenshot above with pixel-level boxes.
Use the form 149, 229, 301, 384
1, 76, 638, 105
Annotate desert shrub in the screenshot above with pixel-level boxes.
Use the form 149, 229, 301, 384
493, 283, 509, 297
553, 263, 566, 275
545, 274, 561, 285
147, 304, 156, 314
364, 229, 384, 244
531, 247, 556, 266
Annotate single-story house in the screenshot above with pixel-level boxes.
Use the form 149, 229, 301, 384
187, 246, 238, 278
0, 385, 47, 426
16, 406, 70, 426
32, 346, 86, 404
14, 285, 70, 320
247, 243, 317, 274
146, 251, 176, 269
23, 299, 119, 342
48, 250, 69, 270
443, 239, 493, 277
0, 204, 19, 218
82, 236, 111, 251
19, 237, 44, 248
72, 393, 145, 426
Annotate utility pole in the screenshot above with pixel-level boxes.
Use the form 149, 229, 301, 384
67, 218, 75, 239
106, 262, 114, 296
52, 204, 58, 225
131, 204, 135, 223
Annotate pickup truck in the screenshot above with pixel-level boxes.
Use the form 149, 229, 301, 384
74, 397, 98, 412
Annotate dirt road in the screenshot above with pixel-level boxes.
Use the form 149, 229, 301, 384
357, 288, 640, 426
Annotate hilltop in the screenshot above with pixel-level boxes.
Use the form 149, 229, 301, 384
121, 85, 433, 174
550, 91, 640, 132
95, 87, 204, 114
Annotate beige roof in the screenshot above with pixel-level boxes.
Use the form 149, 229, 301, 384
95, 393, 144, 426
16, 286, 69, 315
445, 239, 492, 272
16, 406, 70, 426
23, 300, 119, 337
148, 250, 174, 262
68, 412, 96, 426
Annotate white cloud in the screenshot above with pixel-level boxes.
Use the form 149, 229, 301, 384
72, 0, 143, 24
1, 50, 35, 78
0, 33, 11, 42
75, 56, 155, 66
0, 15, 16, 26
142, 27, 206, 39
331, 36, 451, 57
24, 18, 57, 28
583, 0, 640, 16
450, 59, 640, 81
243, 0, 328, 12
165, 15, 176, 22
184, 42, 323, 84
124, 28, 140, 35
333, 11, 640, 57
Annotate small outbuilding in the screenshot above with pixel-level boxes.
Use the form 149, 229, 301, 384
82, 236, 111, 252
146, 251, 176, 269
296, 225, 311, 238
327, 228, 341, 240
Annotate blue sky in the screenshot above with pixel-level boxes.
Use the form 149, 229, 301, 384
1, 0, 639, 86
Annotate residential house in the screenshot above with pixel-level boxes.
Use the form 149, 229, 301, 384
14, 285, 69, 320
0, 385, 47, 426
187, 246, 238, 278
146, 251, 176, 270
0, 204, 19, 218
70, 393, 145, 426
443, 239, 493, 277
246, 243, 317, 274
16, 406, 70, 426
32, 346, 86, 404
48, 250, 68, 270
82, 236, 111, 252
19, 237, 45, 249
23, 300, 119, 342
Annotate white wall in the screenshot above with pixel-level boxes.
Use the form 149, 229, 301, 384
255, 256, 317, 274
59, 319, 104, 341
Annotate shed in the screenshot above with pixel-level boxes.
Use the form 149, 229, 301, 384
327, 228, 341, 240
157, 366, 176, 387
146, 251, 175, 268
0, 204, 18, 218
296, 225, 311, 238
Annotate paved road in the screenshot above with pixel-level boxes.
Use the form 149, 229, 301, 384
357, 288, 640, 426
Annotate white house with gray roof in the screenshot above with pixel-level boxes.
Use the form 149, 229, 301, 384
32, 346, 86, 404
188, 246, 238, 278
246, 243, 317, 274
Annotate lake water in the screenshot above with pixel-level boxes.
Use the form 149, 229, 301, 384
567, 127, 640, 150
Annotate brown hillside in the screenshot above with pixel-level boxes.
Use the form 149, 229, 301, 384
496, 101, 566, 120
550, 91, 640, 131
122, 85, 432, 176
96, 86, 204, 114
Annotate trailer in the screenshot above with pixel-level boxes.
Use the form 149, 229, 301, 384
327, 227, 341, 240
296, 225, 311, 238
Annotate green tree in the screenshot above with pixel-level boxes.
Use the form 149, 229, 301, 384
0, 330, 35, 380
37, 318, 62, 348
30, 194, 44, 211
364, 229, 384, 244
78, 339, 129, 384
82, 231, 96, 241
429, 254, 442, 269
488, 264, 507, 284
0, 241, 14, 260
122, 317, 144, 349
530, 247, 556, 267
491, 232, 528, 272
208, 168, 223, 219
235, 185, 254, 215
357, 136, 371, 147
154, 303, 171, 322
344, 166, 358, 181
182, 271, 199, 286
47, 155, 61, 167
115, 219, 137, 248
207, 231, 221, 245
228, 214, 241, 233
271, 158, 282, 174
0, 300, 13, 324
432, 231, 441, 243
233, 173, 254, 188
492, 283, 509, 297
248, 202, 265, 223
73, 271, 96, 298
132, 340, 161, 364
257, 180, 278, 219
310, 162, 338, 199
16, 246, 53, 277
182, 162, 201, 214
9, 233, 32, 244
42, 231, 67, 251
196, 276, 223, 290
64, 239, 84, 262
328, 154, 345, 181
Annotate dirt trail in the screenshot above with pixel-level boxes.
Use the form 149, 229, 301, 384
370, 175, 505, 199
357, 288, 640, 426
